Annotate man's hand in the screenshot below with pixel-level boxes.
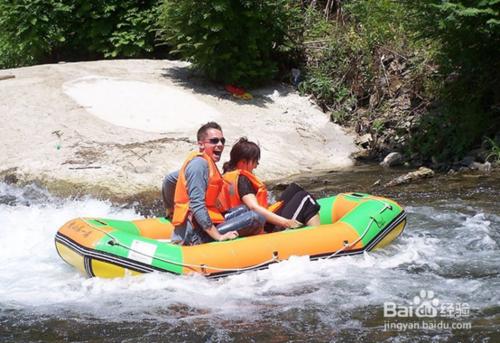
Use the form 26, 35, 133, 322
165, 208, 173, 220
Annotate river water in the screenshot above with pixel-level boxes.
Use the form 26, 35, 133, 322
0, 166, 499, 342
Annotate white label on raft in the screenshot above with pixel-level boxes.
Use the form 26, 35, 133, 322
128, 240, 157, 265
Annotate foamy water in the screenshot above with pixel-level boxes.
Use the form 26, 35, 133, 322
1, 182, 499, 340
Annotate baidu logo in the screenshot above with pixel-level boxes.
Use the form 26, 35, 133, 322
385, 289, 440, 318
413, 289, 440, 317
383, 289, 471, 331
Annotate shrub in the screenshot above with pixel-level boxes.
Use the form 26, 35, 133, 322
0, 0, 72, 68
484, 136, 500, 163
299, 0, 499, 164
343, 0, 409, 49
0, 0, 161, 69
298, 7, 361, 115
157, 0, 300, 87
69, 1, 161, 59
405, 0, 500, 162
298, 1, 415, 119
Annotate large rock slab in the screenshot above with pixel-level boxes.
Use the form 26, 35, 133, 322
0, 59, 357, 201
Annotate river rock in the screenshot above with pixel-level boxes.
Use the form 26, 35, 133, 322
0, 59, 358, 201
460, 156, 475, 167
355, 133, 372, 149
380, 152, 403, 168
384, 167, 435, 187
351, 149, 371, 160
470, 161, 492, 173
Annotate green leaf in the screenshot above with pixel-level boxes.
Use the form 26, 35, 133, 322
486, 18, 500, 26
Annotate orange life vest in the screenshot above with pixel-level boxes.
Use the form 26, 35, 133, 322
220, 169, 269, 211
172, 151, 225, 225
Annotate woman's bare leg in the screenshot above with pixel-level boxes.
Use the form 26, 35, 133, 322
306, 214, 321, 226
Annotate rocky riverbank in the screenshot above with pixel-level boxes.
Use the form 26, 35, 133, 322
0, 59, 358, 204
334, 50, 499, 173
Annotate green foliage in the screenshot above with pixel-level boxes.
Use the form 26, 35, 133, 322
69, 1, 160, 59
106, 5, 160, 58
298, 1, 413, 120
405, 0, 500, 162
298, 7, 360, 114
343, 0, 409, 49
0, 0, 161, 69
157, 0, 300, 86
407, 0, 500, 93
298, 0, 499, 164
484, 136, 500, 163
0, 0, 72, 68
372, 119, 385, 134
408, 106, 482, 162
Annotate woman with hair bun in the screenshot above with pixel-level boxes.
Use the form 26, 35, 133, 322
221, 137, 321, 232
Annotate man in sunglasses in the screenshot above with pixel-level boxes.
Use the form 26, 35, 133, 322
163, 122, 264, 245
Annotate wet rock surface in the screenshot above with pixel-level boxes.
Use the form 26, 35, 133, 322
380, 152, 403, 168
384, 167, 435, 187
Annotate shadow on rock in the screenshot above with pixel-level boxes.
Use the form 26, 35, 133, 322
160, 65, 292, 109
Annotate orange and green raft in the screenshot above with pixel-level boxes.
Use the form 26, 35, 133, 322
55, 192, 407, 278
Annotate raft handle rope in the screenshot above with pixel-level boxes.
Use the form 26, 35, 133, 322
344, 193, 393, 211
323, 202, 391, 260
81, 218, 280, 274
79, 199, 391, 273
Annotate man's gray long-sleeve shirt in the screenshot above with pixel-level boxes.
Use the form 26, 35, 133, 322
165, 157, 214, 244
162, 169, 178, 214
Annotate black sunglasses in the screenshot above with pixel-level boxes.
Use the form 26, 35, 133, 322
205, 137, 226, 145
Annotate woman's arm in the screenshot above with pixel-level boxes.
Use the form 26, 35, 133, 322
205, 224, 239, 241
241, 193, 302, 229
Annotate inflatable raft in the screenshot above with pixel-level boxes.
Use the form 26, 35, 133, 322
55, 192, 406, 278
